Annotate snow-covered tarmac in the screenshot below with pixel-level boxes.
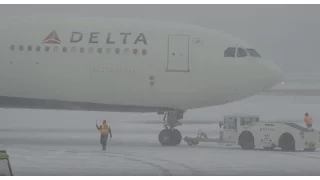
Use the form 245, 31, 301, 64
1, 95, 320, 175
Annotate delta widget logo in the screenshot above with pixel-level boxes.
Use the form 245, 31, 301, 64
42, 31, 61, 44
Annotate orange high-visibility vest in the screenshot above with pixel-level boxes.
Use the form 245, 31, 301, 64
100, 124, 109, 136
304, 116, 313, 125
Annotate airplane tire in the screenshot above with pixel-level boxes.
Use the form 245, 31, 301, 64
171, 129, 182, 146
158, 129, 182, 146
158, 129, 173, 146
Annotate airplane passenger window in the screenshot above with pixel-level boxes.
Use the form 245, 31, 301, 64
88, 47, 93, 53
27, 46, 32, 51
19, 45, 24, 51
224, 47, 236, 57
115, 48, 120, 54
36, 46, 41, 52
53, 46, 59, 52
133, 49, 138, 55
71, 47, 76, 53
237, 48, 247, 57
10, 45, 15, 51
80, 47, 84, 53
45, 46, 50, 52
106, 48, 111, 54
97, 48, 102, 54
245, 48, 261, 57
142, 49, 147, 55
62, 47, 67, 53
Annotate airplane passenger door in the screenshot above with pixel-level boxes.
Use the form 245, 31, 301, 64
166, 35, 190, 72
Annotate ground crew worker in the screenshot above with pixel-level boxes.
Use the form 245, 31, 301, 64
304, 112, 313, 129
96, 120, 112, 151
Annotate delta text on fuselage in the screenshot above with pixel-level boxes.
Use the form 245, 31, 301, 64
69, 32, 148, 45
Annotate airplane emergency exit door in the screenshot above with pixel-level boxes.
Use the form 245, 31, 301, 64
166, 35, 190, 72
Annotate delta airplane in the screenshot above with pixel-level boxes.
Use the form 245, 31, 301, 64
0, 16, 283, 146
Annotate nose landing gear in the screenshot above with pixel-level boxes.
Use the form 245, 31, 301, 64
158, 110, 184, 146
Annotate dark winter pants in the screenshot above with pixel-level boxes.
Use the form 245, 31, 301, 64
100, 135, 108, 149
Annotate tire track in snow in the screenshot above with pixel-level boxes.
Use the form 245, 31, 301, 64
65, 150, 173, 175
105, 151, 200, 176
277, 151, 320, 160
65, 149, 199, 175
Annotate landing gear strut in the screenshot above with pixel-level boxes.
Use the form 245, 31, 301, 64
158, 110, 184, 146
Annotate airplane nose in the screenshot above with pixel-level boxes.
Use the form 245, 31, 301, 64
270, 63, 284, 83
261, 60, 284, 88
267, 60, 283, 82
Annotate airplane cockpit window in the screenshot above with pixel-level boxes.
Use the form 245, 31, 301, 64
236, 48, 247, 57
245, 48, 261, 58
224, 47, 236, 57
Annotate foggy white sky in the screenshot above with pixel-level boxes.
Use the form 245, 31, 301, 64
0, 4, 319, 78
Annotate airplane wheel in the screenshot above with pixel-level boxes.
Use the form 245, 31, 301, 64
158, 129, 182, 146
158, 129, 172, 146
171, 129, 182, 146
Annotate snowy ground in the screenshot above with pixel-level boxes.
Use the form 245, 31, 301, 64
1, 94, 320, 175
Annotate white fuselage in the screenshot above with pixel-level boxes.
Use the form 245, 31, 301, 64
0, 16, 283, 112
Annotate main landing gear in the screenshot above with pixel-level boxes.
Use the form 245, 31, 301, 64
158, 110, 184, 146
